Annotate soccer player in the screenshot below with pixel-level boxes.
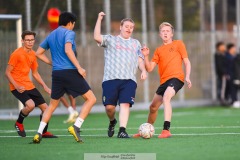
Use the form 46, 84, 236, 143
32, 12, 96, 143
5, 30, 56, 138
94, 12, 147, 138
133, 22, 192, 138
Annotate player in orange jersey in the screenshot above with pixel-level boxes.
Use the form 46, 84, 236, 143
5, 30, 56, 138
133, 22, 192, 138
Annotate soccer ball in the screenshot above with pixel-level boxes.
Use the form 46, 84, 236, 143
139, 123, 155, 139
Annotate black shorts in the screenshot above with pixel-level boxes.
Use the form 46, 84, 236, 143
156, 78, 184, 96
102, 79, 137, 107
51, 69, 91, 99
11, 88, 46, 106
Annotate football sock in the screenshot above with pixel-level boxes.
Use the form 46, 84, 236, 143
110, 119, 117, 125
68, 106, 75, 114
17, 110, 27, 124
163, 121, 171, 130
74, 117, 84, 128
43, 123, 49, 133
39, 114, 49, 133
119, 127, 126, 132
38, 121, 47, 134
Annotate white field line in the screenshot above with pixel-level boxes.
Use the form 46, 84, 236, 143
1, 132, 240, 138
0, 126, 240, 133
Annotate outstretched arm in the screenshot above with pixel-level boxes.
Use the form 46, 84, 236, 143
138, 58, 147, 80
183, 58, 192, 88
36, 47, 52, 65
141, 47, 156, 72
32, 69, 51, 94
94, 12, 105, 44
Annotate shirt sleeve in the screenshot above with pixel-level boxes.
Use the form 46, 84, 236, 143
40, 35, 50, 50
99, 35, 111, 48
177, 40, 188, 59
31, 55, 38, 71
151, 48, 160, 64
65, 30, 75, 44
8, 53, 18, 67
136, 40, 144, 59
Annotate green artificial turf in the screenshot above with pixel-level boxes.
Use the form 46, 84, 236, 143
0, 106, 240, 160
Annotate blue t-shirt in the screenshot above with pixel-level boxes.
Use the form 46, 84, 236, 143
40, 26, 77, 70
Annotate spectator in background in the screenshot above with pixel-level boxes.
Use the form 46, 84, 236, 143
225, 43, 237, 105
214, 42, 227, 105
232, 53, 240, 108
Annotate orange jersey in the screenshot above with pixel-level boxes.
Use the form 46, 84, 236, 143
152, 40, 188, 84
8, 47, 38, 91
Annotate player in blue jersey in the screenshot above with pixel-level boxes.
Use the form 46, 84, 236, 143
94, 12, 147, 138
32, 12, 96, 143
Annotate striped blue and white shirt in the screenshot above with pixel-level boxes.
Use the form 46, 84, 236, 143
100, 35, 144, 82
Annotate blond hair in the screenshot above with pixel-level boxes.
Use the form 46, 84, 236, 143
159, 22, 174, 33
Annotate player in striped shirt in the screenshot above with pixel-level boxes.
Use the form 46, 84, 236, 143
94, 12, 147, 138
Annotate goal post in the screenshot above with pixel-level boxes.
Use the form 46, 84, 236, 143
0, 14, 23, 111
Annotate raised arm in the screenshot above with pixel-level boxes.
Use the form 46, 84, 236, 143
141, 47, 157, 72
36, 47, 52, 65
183, 58, 192, 88
32, 69, 51, 94
65, 42, 86, 78
94, 12, 105, 44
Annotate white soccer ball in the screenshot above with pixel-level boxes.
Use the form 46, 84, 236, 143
139, 123, 155, 139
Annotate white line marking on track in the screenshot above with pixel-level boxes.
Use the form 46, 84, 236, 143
0, 132, 240, 138
0, 126, 240, 133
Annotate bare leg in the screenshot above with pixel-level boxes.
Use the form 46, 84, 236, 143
78, 90, 96, 120
41, 99, 60, 123
60, 96, 69, 108
119, 103, 130, 128
105, 105, 116, 121
68, 95, 76, 110
162, 87, 175, 122
147, 94, 163, 124
21, 99, 35, 115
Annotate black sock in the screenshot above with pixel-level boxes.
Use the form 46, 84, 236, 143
110, 119, 116, 125
17, 110, 27, 124
43, 123, 49, 133
119, 127, 126, 132
163, 121, 171, 130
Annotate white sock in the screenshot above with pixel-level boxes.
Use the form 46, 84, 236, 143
74, 117, 84, 128
68, 106, 74, 114
37, 121, 47, 134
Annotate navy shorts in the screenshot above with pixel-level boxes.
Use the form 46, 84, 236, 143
11, 88, 46, 106
156, 78, 184, 96
51, 69, 91, 99
102, 79, 137, 107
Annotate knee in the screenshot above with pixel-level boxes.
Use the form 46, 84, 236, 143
149, 104, 159, 113
90, 95, 97, 104
85, 92, 97, 104
25, 101, 35, 112
105, 105, 114, 113
163, 95, 172, 104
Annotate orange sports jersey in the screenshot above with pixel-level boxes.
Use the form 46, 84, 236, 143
8, 47, 38, 91
152, 40, 188, 84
